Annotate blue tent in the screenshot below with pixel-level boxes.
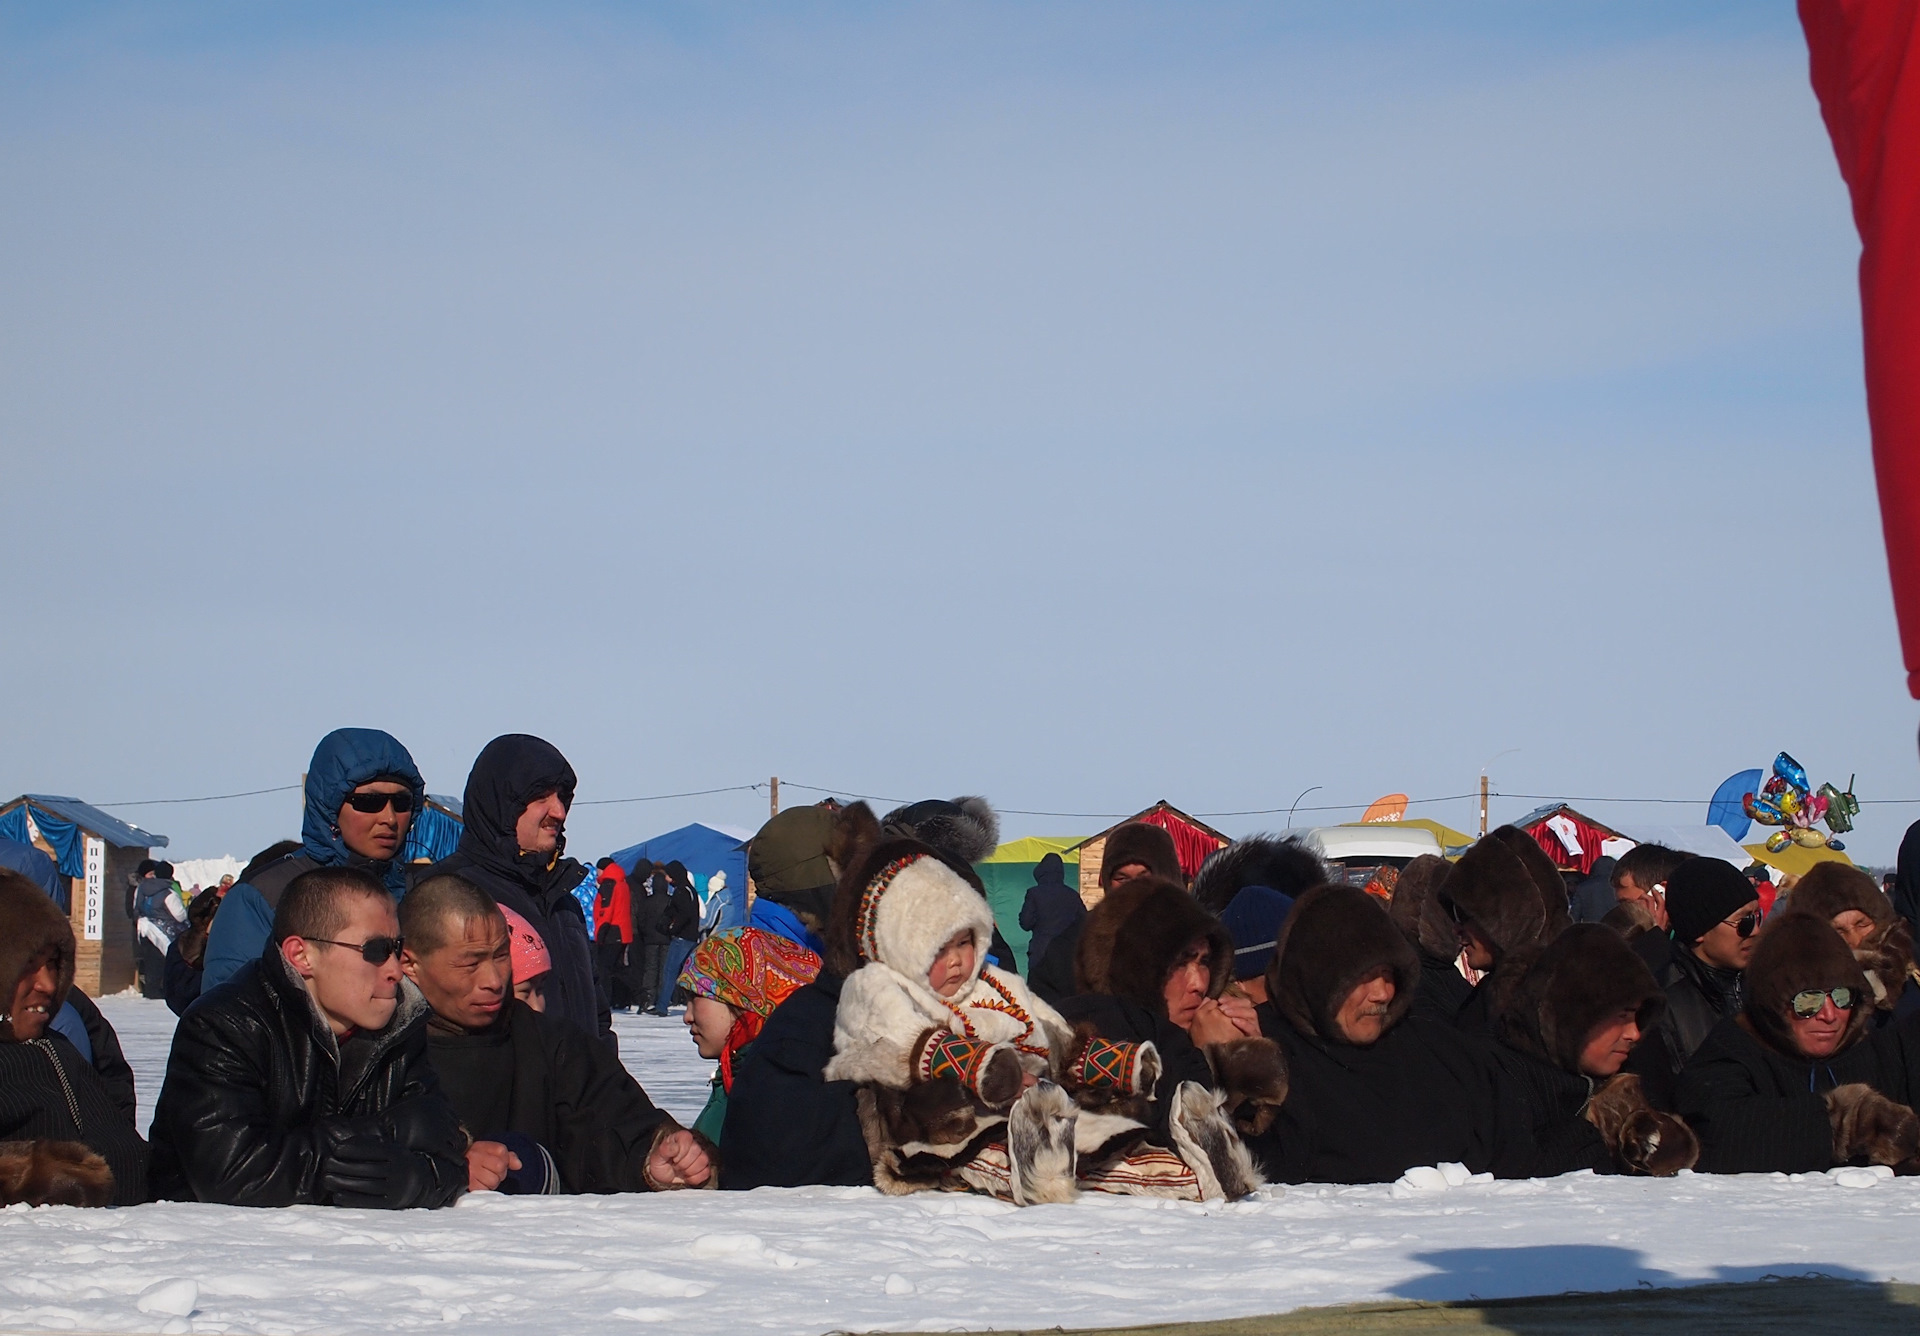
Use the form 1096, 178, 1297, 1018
405, 794, 465, 866
0, 837, 63, 911
0, 795, 167, 878
607, 822, 751, 932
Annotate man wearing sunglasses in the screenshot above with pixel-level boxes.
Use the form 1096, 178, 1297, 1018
1676, 911, 1920, 1174
150, 866, 468, 1208
203, 728, 427, 993
1633, 858, 1762, 1102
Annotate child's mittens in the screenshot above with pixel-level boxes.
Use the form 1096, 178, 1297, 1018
1066, 1035, 1160, 1097
913, 1029, 1024, 1110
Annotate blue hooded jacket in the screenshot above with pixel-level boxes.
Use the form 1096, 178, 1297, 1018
201, 729, 425, 992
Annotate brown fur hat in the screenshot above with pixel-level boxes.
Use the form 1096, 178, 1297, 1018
1495, 924, 1665, 1075
823, 802, 989, 979
1743, 911, 1873, 1061
1789, 862, 1897, 928
1099, 822, 1183, 891
1442, 828, 1564, 963
1388, 854, 1458, 962
1267, 885, 1418, 1044
1074, 876, 1230, 1013
1489, 826, 1573, 939
0, 869, 75, 1039
0, 1140, 114, 1208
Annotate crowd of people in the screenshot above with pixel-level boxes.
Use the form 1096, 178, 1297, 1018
6, 724, 1920, 1213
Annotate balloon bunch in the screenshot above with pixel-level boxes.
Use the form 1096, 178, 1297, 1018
1743, 752, 1859, 852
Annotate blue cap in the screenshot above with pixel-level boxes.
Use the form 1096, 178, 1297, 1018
1220, 885, 1296, 980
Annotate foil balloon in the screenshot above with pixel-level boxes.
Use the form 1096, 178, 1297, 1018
1743, 753, 1857, 855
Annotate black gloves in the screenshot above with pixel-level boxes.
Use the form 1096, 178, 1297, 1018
319, 1134, 439, 1209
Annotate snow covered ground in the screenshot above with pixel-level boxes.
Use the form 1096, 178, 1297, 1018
2, 996, 1917, 1336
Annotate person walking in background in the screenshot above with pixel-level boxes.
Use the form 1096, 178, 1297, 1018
1018, 852, 1083, 980
425, 735, 606, 1045
132, 861, 186, 1000
591, 858, 635, 1011
202, 729, 425, 993
631, 864, 673, 1016
657, 862, 700, 1013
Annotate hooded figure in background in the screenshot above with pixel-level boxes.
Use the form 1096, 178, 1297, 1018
1786, 862, 1920, 1022
1030, 821, 1185, 1004
203, 729, 425, 993
1676, 912, 1920, 1175
1443, 828, 1570, 1034
1250, 885, 1533, 1185
1018, 852, 1083, 982
425, 735, 604, 1044
1388, 854, 1476, 1024
1491, 924, 1698, 1177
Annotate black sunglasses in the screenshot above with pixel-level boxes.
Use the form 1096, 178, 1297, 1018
1723, 911, 1761, 940
344, 790, 416, 815
307, 934, 405, 965
1790, 986, 1858, 1018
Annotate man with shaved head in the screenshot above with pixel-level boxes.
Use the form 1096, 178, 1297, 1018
401, 875, 713, 1194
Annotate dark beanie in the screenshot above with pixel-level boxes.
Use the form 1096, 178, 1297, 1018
1219, 885, 1295, 980
1666, 857, 1758, 946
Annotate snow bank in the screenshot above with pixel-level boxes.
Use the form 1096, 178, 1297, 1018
1, 998, 1912, 1336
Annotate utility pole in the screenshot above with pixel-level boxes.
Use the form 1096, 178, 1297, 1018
770, 776, 780, 819
1479, 773, 1489, 837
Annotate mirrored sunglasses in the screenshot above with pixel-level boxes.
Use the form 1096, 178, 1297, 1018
1790, 986, 1857, 1019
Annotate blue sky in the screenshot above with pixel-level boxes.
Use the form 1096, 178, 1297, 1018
3, 2, 1912, 866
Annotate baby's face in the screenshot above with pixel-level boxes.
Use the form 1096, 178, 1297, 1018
928, 929, 977, 999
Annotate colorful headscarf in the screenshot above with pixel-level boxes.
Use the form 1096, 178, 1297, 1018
678, 927, 822, 1089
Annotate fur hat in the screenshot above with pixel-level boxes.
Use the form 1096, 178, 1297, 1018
1495, 924, 1665, 1075
1665, 857, 1759, 947
1191, 835, 1326, 914
1267, 885, 1418, 1045
1074, 875, 1231, 1013
1441, 829, 1563, 962
1099, 822, 1183, 890
0, 869, 75, 1039
1788, 862, 1897, 927
1489, 827, 1572, 939
1743, 911, 1873, 1060
880, 798, 1001, 865
1388, 854, 1458, 962
825, 803, 992, 980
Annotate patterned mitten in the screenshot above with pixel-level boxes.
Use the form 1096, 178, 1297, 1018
914, 1029, 1023, 1109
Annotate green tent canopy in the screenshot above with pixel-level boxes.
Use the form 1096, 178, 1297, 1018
974, 836, 1084, 974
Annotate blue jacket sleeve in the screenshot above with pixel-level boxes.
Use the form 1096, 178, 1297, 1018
201, 884, 275, 994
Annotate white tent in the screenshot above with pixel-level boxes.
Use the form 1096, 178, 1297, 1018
1609, 824, 1751, 867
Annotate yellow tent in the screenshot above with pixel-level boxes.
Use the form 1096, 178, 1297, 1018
1744, 842, 1854, 879
981, 836, 1083, 865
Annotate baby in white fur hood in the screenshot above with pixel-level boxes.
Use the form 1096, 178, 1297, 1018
821, 827, 1257, 1203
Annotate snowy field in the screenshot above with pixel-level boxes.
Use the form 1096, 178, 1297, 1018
1, 997, 1918, 1336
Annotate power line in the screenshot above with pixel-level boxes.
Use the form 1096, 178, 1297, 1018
573, 784, 765, 807
96, 784, 303, 808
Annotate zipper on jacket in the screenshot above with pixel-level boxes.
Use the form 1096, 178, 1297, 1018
33, 1038, 84, 1130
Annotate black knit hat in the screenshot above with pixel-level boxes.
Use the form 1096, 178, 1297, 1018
1666, 857, 1759, 946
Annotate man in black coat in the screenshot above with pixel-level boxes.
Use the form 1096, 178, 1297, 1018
1631, 857, 1762, 1104
1018, 852, 1084, 980
425, 734, 607, 1044
149, 866, 467, 1209
1249, 885, 1536, 1184
630, 868, 674, 1016
399, 875, 711, 1193
1676, 911, 1920, 1174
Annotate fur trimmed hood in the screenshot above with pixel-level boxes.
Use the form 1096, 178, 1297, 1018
1268, 885, 1418, 1044
1075, 876, 1231, 1013
1443, 827, 1567, 962
880, 798, 1001, 866
1192, 835, 1326, 914
1099, 823, 1184, 891
1388, 854, 1458, 962
1495, 924, 1664, 1075
1743, 911, 1874, 1061
826, 803, 993, 980
1789, 862, 1897, 928
0, 869, 75, 1039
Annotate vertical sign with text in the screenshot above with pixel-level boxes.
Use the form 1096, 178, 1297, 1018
83, 836, 105, 941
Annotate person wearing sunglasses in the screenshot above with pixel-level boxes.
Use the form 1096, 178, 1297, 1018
202, 728, 427, 994
1631, 857, 1763, 1104
1676, 911, 1920, 1174
1782, 862, 1920, 1026
150, 865, 468, 1209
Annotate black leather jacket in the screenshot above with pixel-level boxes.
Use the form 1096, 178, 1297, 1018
149, 948, 466, 1208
